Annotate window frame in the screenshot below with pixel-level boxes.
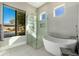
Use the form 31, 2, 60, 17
53, 4, 65, 17
40, 11, 47, 22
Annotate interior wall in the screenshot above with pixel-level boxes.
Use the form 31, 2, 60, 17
38, 2, 78, 38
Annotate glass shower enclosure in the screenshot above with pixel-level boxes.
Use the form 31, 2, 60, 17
27, 12, 48, 48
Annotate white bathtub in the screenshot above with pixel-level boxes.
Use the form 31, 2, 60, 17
43, 35, 77, 56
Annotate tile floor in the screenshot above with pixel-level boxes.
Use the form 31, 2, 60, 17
0, 44, 52, 56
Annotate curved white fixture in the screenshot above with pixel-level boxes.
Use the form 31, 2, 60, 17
43, 35, 77, 56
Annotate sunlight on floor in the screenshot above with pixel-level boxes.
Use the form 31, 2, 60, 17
0, 44, 52, 56
9, 36, 21, 46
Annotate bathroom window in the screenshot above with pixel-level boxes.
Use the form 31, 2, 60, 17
40, 12, 47, 23
53, 4, 64, 17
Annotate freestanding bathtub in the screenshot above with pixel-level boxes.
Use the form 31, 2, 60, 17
43, 34, 77, 56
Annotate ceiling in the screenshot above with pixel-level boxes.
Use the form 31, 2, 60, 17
27, 2, 46, 8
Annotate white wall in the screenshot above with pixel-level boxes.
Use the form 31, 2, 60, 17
48, 3, 78, 37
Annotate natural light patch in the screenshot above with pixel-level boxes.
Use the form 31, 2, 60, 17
26, 24, 30, 31
53, 4, 65, 17
9, 36, 21, 46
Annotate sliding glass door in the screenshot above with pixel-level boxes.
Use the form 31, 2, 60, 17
16, 10, 26, 36
3, 5, 16, 38
3, 5, 26, 38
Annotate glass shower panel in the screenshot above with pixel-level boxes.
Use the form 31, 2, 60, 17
27, 14, 37, 48
37, 12, 48, 48
27, 13, 48, 48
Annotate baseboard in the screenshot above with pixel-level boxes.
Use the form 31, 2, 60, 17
0, 41, 26, 51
